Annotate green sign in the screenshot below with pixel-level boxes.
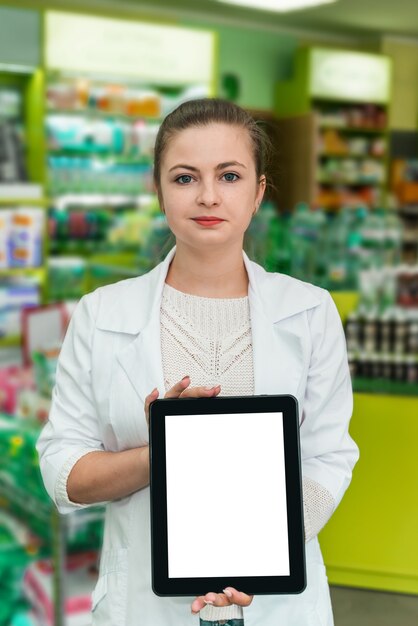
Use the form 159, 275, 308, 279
46, 11, 215, 86
310, 48, 391, 104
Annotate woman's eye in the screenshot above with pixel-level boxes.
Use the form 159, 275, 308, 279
176, 175, 193, 184
223, 172, 239, 182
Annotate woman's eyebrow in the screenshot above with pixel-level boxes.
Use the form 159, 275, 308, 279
168, 161, 247, 173
168, 164, 199, 173
216, 161, 247, 170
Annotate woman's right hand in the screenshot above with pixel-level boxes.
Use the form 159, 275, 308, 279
144, 376, 221, 429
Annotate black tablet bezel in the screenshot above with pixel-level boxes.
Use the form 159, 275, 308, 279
149, 394, 306, 596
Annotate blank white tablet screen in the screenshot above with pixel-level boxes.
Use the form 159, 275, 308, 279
165, 412, 290, 578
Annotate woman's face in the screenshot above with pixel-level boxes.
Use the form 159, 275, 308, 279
158, 123, 266, 251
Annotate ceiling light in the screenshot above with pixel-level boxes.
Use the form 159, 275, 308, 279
217, 0, 338, 13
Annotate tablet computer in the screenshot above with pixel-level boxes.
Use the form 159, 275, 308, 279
149, 394, 305, 597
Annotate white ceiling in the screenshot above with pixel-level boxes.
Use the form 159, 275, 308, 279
122, 0, 418, 41
32, 0, 418, 42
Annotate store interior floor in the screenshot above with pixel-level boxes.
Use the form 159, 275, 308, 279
330, 586, 418, 625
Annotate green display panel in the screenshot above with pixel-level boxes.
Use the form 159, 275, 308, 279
45, 11, 215, 87
309, 48, 392, 104
319, 392, 418, 595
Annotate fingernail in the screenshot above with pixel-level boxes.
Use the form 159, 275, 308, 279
204, 600, 214, 605
204, 386, 214, 390
223, 588, 233, 598
182, 375, 190, 381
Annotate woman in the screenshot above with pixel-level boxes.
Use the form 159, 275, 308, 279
37, 98, 359, 626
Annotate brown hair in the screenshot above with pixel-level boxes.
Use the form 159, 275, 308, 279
153, 98, 274, 195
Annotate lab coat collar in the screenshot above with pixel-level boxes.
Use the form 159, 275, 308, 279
96, 245, 321, 334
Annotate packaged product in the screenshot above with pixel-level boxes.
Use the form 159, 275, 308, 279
23, 553, 99, 626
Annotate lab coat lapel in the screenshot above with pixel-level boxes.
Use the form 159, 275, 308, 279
250, 300, 302, 397
115, 248, 176, 404
244, 252, 318, 400
116, 316, 165, 405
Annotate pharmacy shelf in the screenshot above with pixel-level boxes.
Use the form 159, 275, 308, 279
46, 108, 162, 123
50, 193, 150, 209
0, 432, 104, 626
0, 198, 49, 207
0, 473, 50, 528
0, 336, 21, 349
0, 184, 43, 201
318, 153, 386, 160
0, 478, 103, 626
317, 178, 385, 187
318, 125, 387, 135
48, 152, 153, 165
274, 47, 391, 213
353, 377, 418, 396
0, 267, 45, 277
399, 205, 418, 216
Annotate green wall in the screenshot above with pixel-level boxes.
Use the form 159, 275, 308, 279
182, 17, 298, 110
0, 6, 40, 67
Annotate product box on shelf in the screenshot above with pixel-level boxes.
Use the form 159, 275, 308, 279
0, 365, 34, 415
23, 552, 99, 626
0, 282, 41, 340
0, 510, 39, 626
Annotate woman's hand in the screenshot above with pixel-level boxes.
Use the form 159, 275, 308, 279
144, 376, 221, 429
191, 587, 254, 615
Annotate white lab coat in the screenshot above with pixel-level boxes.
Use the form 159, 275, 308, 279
37, 246, 359, 626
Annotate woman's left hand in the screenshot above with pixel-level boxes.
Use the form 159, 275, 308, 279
191, 587, 253, 615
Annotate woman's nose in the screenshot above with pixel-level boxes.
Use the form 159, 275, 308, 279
196, 180, 221, 206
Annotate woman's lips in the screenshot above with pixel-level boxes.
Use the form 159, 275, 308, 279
192, 217, 224, 227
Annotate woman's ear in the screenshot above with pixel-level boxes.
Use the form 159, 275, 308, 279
255, 175, 266, 211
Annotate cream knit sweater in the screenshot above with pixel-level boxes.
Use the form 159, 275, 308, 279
160, 283, 335, 622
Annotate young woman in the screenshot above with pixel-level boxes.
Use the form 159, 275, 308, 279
37, 98, 359, 626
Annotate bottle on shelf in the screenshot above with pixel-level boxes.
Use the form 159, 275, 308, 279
289, 202, 324, 283
323, 206, 353, 290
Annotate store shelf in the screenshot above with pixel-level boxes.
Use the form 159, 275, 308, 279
402, 231, 418, 244
0, 198, 49, 207
50, 193, 148, 209
48, 152, 153, 165
353, 377, 418, 396
0, 267, 46, 278
47, 147, 155, 160
46, 108, 162, 123
0, 184, 43, 201
0, 473, 51, 527
0, 336, 21, 348
399, 205, 418, 216
274, 47, 391, 213
318, 125, 387, 135
317, 178, 385, 187
318, 153, 386, 160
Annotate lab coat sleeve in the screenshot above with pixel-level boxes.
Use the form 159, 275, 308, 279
300, 290, 359, 511
36, 293, 105, 515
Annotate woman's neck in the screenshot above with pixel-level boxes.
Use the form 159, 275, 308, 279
165, 242, 249, 298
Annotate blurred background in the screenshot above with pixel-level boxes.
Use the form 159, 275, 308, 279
0, 1, 417, 625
